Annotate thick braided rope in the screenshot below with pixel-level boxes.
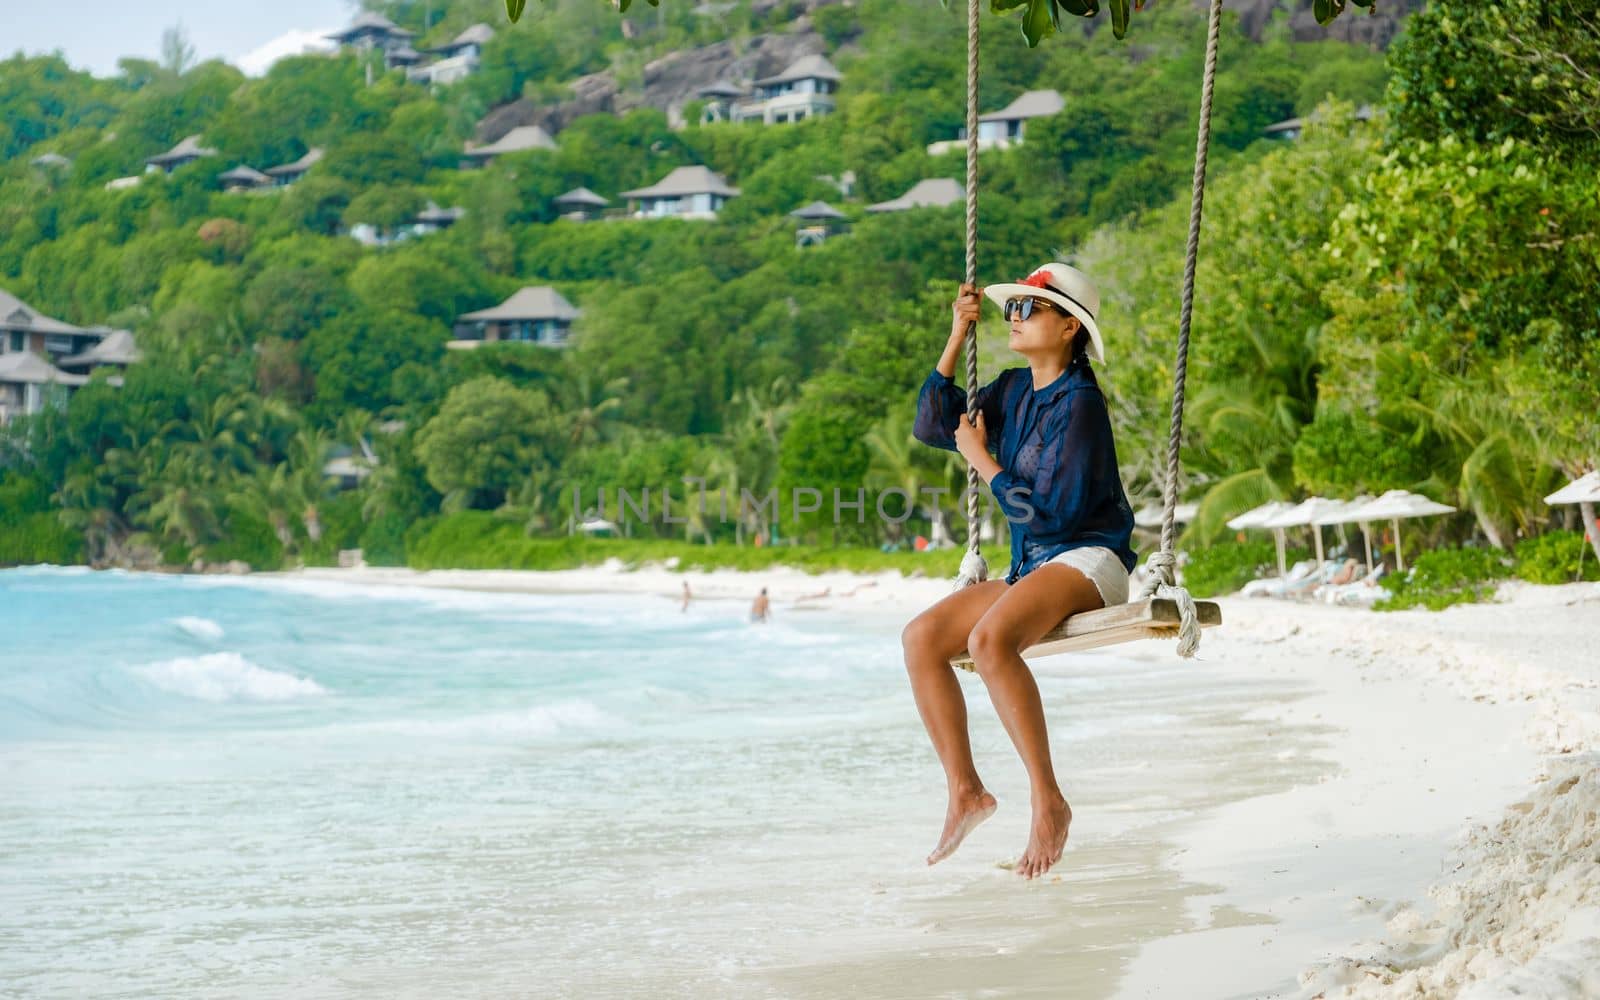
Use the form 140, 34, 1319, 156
1136, 0, 1223, 658
954, 0, 988, 591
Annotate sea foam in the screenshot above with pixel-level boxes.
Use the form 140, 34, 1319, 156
135, 652, 326, 702
172, 616, 225, 641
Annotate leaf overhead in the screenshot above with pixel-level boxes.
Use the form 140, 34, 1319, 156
1109, 0, 1131, 38
1022, 0, 1055, 46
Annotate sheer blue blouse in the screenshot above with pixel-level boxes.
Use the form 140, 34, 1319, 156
913, 359, 1138, 585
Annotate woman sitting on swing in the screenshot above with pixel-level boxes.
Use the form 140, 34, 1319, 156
904, 262, 1138, 880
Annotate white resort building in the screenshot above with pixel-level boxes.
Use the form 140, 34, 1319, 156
700, 55, 841, 125
0, 291, 137, 424
451, 287, 580, 349
926, 89, 1064, 154
620, 166, 740, 220
327, 13, 418, 71
410, 23, 494, 86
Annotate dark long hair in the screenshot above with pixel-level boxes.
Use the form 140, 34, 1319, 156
1066, 324, 1092, 370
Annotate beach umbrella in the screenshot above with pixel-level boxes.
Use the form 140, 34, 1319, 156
1224, 500, 1294, 531
1544, 470, 1600, 505
1313, 494, 1377, 571
1261, 497, 1355, 574
1545, 471, 1600, 571
1336, 490, 1457, 571
1134, 501, 1199, 529
1227, 500, 1295, 577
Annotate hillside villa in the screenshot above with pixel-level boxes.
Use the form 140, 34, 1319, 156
926, 89, 1063, 154
0, 290, 139, 424
620, 165, 739, 219
217, 147, 324, 193
554, 187, 610, 222
145, 135, 216, 174
58, 329, 141, 377
410, 23, 494, 86
347, 202, 465, 247
790, 201, 848, 246
698, 54, 841, 125
462, 125, 558, 166
266, 147, 323, 186
2, 290, 110, 362
0, 352, 84, 425
327, 13, 418, 71
867, 177, 964, 213
450, 286, 580, 349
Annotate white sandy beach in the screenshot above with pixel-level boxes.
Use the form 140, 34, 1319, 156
282, 563, 1600, 998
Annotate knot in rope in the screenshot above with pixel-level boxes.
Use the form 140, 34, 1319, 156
953, 547, 989, 591
1135, 551, 1200, 659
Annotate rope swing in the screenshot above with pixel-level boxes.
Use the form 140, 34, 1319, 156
948, 0, 1225, 668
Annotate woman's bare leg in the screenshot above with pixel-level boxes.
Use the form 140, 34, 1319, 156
967, 564, 1105, 879
901, 579, 1009, 864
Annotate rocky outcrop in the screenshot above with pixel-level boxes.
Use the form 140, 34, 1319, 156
1214, 0, 1423, 49
476, 71, 622, 141
476, 22, 828, 141
629, 31, 826, 113
475, 0, 1417, 143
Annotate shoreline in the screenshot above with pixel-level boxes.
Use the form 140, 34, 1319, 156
271, 564, 1600, 996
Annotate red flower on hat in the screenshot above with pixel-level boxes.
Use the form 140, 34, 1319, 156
1020, 270, 1053, 289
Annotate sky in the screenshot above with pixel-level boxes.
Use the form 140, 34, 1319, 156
5, 0, 359, 77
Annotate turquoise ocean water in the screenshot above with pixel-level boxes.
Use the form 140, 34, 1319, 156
0, 567, 1321, 999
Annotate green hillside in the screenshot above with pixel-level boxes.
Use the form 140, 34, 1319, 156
0, 0, 1593, 575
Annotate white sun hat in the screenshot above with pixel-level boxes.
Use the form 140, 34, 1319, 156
983, 262, 1105, 363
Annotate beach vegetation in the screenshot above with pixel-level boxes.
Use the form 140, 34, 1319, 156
1180, 540, 1309, 600
1513, 531, 1600, 586
1374, 546, 1513, 612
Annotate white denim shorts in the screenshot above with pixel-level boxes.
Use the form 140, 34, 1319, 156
1043, 546, 1130, 608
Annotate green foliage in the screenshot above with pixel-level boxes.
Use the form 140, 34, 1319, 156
204, 505, 285, 569
1388, 0, 1600, 157
1181, 540, 1302, 599
1290, 407, 1432, 497
406, 510, 968, 575
414, 376, 560, 508
1514, 530, 1600, 585
1374, 546, 1513, 612
359, 512, 411, 566
0, 475, 83, 565
304, 309, 449, 419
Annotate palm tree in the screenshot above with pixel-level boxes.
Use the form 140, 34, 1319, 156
557, 373, 631, 450
723, 376, 794, 543
55, 467, 126, 566
864, 407, 936, 546
1181, 324, 1319, 544
286, 428, 333, 543
229, 466, 299, 551
1396, 368, 1563, 550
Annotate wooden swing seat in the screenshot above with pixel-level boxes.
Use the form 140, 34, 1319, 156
949, 597, 1222, 671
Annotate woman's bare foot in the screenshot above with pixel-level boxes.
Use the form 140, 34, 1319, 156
1015, 795, 1071, 879
927, 788, 998, 865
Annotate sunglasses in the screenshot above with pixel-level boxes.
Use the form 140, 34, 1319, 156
1003, 297, 1060, 322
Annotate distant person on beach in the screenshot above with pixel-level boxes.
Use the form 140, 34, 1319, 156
681, 581, 691, 612
750, 587, 770, 623
901, 265, 1137, 881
